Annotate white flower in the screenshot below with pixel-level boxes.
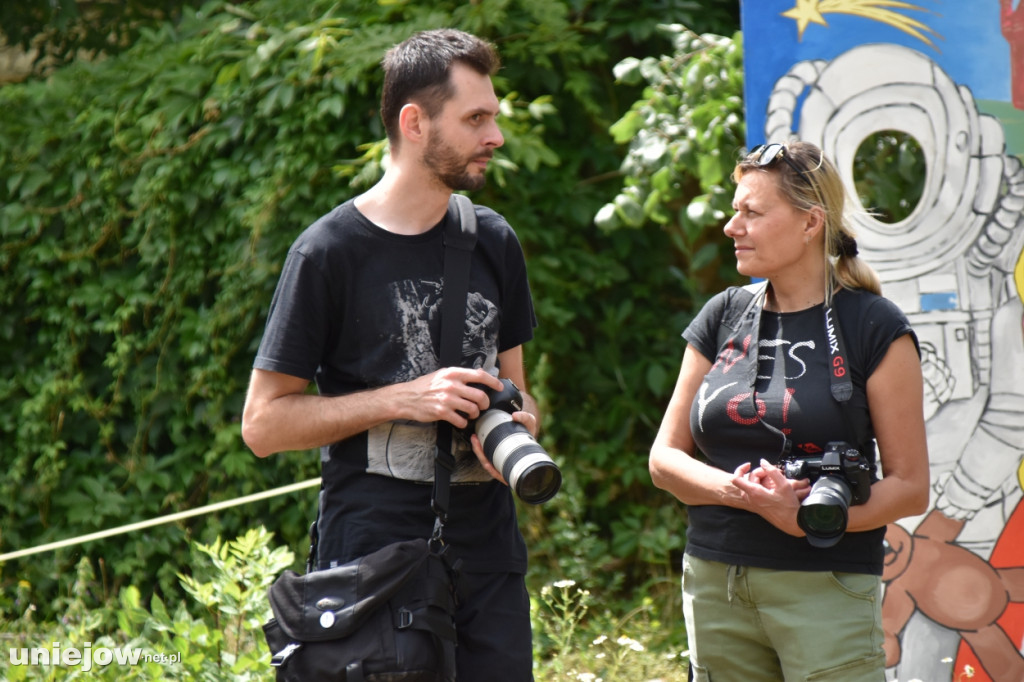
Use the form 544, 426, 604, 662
616, 635, 645, 652
553, 579, 577, 589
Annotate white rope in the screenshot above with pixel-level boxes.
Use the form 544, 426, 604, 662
0, 477, 322, 563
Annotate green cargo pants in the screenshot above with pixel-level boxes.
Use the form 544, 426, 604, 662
682, 553, 886, 681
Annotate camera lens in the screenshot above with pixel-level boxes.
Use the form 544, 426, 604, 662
515, 460, 562, 504
797, 477, 852, 548
475, 410, 561, 504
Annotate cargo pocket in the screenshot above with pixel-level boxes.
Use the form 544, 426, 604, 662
827, 570, 879, 601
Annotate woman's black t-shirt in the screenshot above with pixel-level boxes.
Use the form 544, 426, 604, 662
682, 286, 915, 574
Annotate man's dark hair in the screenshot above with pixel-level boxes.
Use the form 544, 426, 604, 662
380, 29, 500, 146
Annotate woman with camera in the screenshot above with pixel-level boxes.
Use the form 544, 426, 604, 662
649, 140, 930, 681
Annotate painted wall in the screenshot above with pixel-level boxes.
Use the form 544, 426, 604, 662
740, 2, 1024, 681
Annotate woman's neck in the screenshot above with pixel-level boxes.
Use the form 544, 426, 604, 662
764, 280, 826, 313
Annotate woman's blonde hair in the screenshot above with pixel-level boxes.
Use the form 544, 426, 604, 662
734, 140, 881, 303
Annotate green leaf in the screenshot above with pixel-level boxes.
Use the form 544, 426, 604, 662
613, 193, 645, 228
609, 110, 643, 144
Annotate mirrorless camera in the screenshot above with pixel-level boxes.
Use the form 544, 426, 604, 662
781, 441, 873, 548
462, 378, 561, 504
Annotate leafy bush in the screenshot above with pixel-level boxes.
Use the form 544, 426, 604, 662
0, 527, 289, 680
0, 0, 208, 75
526, 25, 746, 613
532, 579, 690, 681
597, 27, 746, 296
0, 0, 742, 637
0, 528, 689, 680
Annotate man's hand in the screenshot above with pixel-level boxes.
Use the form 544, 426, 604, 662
397, 367, 505, 429
468, 410, 538, 485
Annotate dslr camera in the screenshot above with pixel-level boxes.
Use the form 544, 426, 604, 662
462, 378, 561, 504
781, 441, 873, 548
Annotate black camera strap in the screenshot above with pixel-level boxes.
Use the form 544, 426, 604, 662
823, 303, 853, 403
738, 283, 863, 458
822, 300, 866, 464
431, 194, 478, 545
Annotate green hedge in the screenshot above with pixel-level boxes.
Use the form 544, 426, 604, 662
0, 0, 742, 625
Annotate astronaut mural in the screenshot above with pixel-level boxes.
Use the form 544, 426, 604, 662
740, 2, 1024, 681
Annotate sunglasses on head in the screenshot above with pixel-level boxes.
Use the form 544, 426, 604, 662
748, 143, 811, 183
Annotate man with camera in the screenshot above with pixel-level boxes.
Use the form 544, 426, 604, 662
242, 28, 540, 681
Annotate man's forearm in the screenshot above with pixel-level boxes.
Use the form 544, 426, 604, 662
243, 385, 401, 458
243, 365, 506, 457
521, 391, 541, 437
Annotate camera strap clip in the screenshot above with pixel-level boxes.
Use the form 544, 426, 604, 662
431, 443, 456, 532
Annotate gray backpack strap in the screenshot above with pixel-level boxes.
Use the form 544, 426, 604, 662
445, 194, 478, 250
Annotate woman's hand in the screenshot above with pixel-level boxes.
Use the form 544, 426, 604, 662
731, 459, 811, 536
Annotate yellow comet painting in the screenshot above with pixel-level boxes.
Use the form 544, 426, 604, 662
782, 0, 943, 49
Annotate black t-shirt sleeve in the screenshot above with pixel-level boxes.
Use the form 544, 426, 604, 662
480, 206, 536, 353
254, 247, 333, 381
856, 295, 918, 378
683, 289, 734, 361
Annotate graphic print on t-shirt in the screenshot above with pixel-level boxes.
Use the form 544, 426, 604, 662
695, 310, 844, 465
704, 323, 808, 431
366, 277, 500, 483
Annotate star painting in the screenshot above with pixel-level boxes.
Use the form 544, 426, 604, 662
782, 0, 943, 49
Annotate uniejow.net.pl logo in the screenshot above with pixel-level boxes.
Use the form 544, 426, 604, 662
8, 641, 180, 673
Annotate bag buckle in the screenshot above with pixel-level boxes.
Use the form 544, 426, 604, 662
270, 642, 302, 667
397, 607, 414, 629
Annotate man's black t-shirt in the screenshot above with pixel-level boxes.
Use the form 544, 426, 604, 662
254, 199, 536, 573
682, 286, 915, 574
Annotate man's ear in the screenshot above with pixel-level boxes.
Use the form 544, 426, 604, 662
398, 103, 427, 144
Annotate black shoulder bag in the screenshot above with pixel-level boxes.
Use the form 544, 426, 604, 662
261, 194, 478, 682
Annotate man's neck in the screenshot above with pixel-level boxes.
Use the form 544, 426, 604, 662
355, 169, 452, 235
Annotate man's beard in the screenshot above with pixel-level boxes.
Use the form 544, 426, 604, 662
422, 131, 489, 191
